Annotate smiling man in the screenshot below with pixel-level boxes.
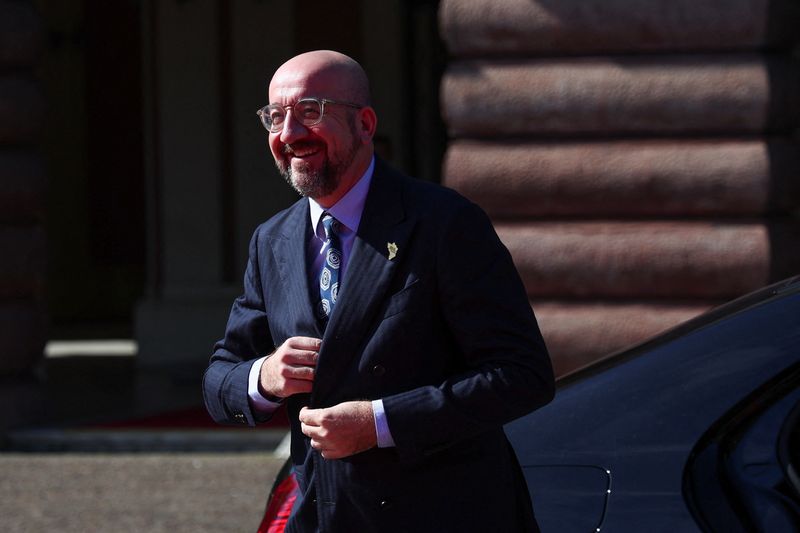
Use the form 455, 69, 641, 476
268, 53, 371, 205
203, 50, 555, 532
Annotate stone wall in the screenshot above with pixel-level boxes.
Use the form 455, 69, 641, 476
0, 0, 46, 430
439, 0, 800, 375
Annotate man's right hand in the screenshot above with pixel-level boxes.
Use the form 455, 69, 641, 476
259, 336, 321, 399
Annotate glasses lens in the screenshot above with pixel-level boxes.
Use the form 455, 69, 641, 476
294, 99, 322, 127
263, 105, 284, 132
260, 99, 324, 132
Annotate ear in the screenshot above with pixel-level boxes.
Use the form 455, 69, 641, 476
356, 106, 378, 144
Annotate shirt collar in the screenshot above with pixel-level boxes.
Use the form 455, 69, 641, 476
309, 155, 375, 238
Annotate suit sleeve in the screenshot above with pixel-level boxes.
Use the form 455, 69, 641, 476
202, 227, 274, 426
381, 201, 555, 461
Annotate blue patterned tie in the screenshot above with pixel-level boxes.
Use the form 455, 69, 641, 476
318, 213, 342, 321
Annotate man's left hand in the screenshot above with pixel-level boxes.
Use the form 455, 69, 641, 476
299, 401, 377, 459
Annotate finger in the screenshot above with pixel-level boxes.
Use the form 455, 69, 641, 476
284, 349, 319, 366
300, 421, 317, 437
283, 379, 313, 395
320, 449, 346, 460
300, 406, 328, 427
286, 337, 323, 351
299, 406, 316, 425
282, 364, 315, 381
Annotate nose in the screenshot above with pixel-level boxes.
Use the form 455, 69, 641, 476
279, 108, 307, 145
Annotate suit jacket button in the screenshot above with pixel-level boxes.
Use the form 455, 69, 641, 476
372, 364, 386, 377
234, 413, 246, 423
379, 499, 390, 509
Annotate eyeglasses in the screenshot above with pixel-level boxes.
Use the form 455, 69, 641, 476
256, 97, 363, 133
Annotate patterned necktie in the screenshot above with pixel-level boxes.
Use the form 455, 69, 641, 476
318, 213, 342, 321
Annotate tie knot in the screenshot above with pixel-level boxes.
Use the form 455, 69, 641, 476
322, 213, 339, 239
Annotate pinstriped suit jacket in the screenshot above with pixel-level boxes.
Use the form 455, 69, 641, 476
203, 158, 554, 532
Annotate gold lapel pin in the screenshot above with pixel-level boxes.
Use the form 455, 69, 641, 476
387, 242, 398, 260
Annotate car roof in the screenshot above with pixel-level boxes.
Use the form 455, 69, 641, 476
557, 274, 800, 388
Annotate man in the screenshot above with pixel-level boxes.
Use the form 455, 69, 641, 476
203, 50, 554, 532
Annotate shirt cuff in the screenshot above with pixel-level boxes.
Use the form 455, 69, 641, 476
372, 399, 395, 448
248, 356, 283, 415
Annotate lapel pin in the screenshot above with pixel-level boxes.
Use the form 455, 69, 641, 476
387, 242, 398, 260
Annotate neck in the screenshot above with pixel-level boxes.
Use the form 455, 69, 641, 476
313, 150, 373, 208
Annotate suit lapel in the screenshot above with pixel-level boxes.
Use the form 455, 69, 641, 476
312, 162, 415, 403
269, 201, 323, 339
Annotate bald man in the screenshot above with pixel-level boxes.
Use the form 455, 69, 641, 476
203, 50, 554, 532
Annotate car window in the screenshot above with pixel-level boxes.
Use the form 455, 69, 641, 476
684, 365, 800, 532
778, 397, 800, 502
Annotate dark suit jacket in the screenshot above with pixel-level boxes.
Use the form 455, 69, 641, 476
203, 158, 554, 532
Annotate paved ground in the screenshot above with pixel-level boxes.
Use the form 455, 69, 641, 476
1, 345, 291, 531
0, 452, 285, 532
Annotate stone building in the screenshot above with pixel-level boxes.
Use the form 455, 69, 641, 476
0, 0, 798, 428
440, 0, 800, 374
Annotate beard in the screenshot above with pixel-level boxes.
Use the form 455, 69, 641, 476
277, 129, 360, 199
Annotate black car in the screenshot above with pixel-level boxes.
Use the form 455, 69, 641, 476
260, 276, 800, 532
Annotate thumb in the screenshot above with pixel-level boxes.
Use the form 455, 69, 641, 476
299, 406, 317, 425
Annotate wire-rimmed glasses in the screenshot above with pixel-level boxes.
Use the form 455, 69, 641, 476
256, 97, 362, 133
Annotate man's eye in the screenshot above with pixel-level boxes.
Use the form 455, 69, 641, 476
298, 103, 321, 120
269, 111, 284, 124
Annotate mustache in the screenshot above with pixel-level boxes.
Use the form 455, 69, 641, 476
282, 141, 322, 155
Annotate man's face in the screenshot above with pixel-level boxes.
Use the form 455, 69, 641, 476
268, 71, 362, 200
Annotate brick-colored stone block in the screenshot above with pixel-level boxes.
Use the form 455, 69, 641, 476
534, 300, 712, 376
440, 0, 800, 56
444, 139, 800, 217
442, 56, 799, 137
496, 221, 800, 298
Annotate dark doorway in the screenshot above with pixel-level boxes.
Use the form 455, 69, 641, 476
37, 0, 146, 337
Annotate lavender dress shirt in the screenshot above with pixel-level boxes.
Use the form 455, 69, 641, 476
246, 157, 395, 448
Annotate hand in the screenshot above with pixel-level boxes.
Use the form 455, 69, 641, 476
299, 401, 377, 459
259, 336, 321, 399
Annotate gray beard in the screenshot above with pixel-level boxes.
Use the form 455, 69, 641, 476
280, 159, 339, 199
278, 136, 360, 199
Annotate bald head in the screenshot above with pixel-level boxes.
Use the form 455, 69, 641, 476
265, 50, 378, 207
269, 50, 371, 106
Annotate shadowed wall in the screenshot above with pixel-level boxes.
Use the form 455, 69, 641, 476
0, 0, 46, 430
